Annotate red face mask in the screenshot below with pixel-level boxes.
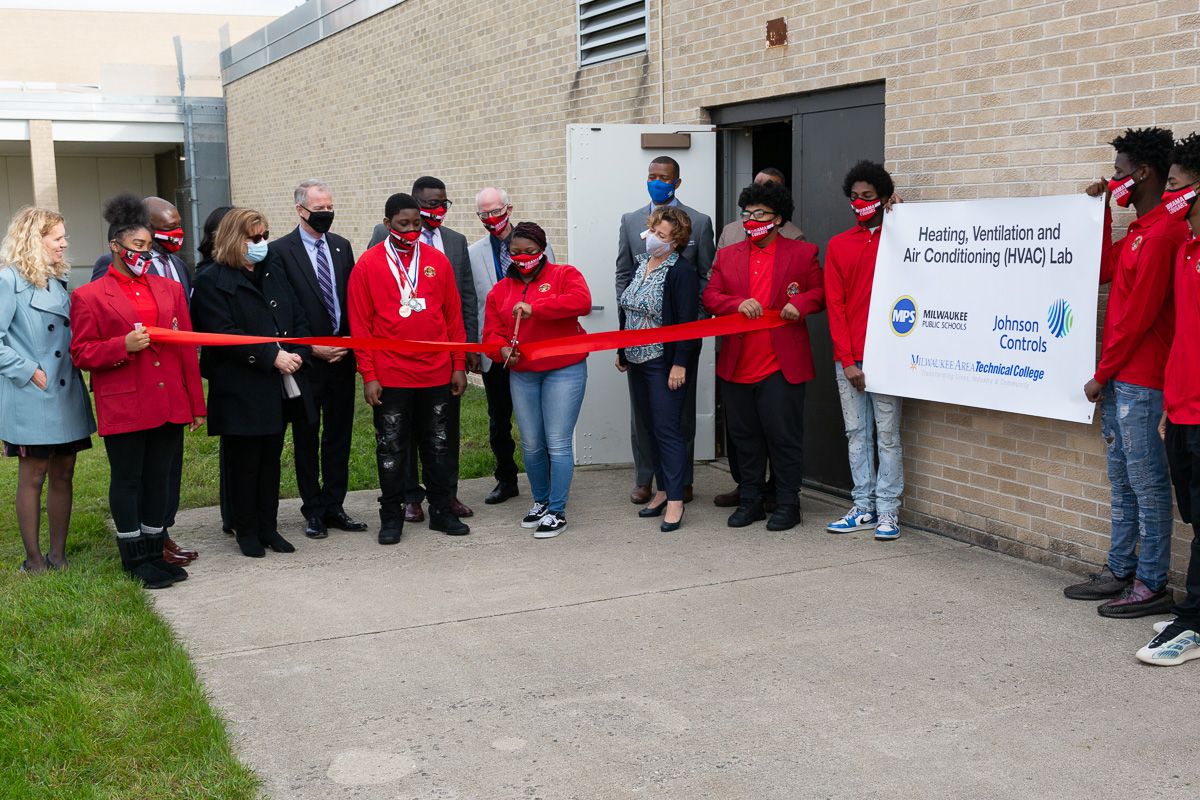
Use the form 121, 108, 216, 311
119, 247, 153, 276
742, 219, 776, 242
482, 212, 510, 236
851, 198, 882, 221
1162, 184, 1199, 222
389, 227, 421, 250
510, 252, 543, 273
153, 227, 184, 253
1108, 175, 1137, 208
419, 207, 446, 228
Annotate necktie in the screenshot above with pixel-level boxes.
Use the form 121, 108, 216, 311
314, 239, 338, 328
498, 240, 512, 281
423, 229, 435, 247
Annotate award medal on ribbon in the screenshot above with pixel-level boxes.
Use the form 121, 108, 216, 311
386, 238, 422, 319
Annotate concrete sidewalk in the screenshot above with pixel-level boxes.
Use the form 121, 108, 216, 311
158, 464, 1198, 800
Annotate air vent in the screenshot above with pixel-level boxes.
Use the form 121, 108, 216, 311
578, 0, 648, 67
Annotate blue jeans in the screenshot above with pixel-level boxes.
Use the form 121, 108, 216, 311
1100, 380, 1174, 591
834, 361, 904, 514
510, 360, 588, 515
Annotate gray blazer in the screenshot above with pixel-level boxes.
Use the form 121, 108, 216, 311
615, 201, 715, 302
0, 267, 96, 445
369, 223, 478, 343
467, 233, 555, 371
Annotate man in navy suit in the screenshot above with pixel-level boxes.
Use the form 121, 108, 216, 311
271, 179, 367, 539
615, 156, 716, 505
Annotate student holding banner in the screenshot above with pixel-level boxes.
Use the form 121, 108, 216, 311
1066, 128, 1188, 618
824, 161, 905, 541
1140, 132, 1200, 667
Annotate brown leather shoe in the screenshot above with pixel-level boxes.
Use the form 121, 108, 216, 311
449, 497, 474, 518
404, 502, 425, 523
630, 484, 652, 504
713, 488, 740, 507
161, 547, 190, 566
683, 485, 693, 504
164, 538, 198, 561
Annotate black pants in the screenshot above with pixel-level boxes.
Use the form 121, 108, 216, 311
720, 372, 806, 506
292, 366, 356, 519
163, 438, 183, 529
725, 399, 775, 492
375, 385, 453, 516
629, 349, 699, 486
222, 433, 285, 539
481, 361, 520, 486
103, 423, 184, 534
628, 356, 688, 501
1166, 421, 1200, 624
405, 393, 462, 503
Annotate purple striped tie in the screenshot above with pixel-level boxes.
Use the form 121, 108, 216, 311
314, 239, 337, 327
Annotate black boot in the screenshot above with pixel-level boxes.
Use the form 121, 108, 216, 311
236, 532, 266, 558
378, 510, 403, 545
766, 503, 803, 531
115, 534, 175, 589
259, 530, 295, 553
142, 528, 188, 582
429, 507, 470, 536
485, 482, 520, 504
727, 500, 766, 528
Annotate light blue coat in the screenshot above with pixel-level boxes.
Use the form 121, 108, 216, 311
0, 266, 95, 445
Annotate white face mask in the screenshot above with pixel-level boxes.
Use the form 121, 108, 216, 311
644, 231, 674, 258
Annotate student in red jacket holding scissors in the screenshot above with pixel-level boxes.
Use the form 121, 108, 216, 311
483, 222, 591, 539
69, 193, 206, 589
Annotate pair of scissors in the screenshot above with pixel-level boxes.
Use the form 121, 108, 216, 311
502, 313, 522, 368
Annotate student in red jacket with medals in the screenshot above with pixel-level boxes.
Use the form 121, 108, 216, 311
69, 193, 206, 589
702, 182, 825, 532
483, 222, 591, 539
349, 193, 469, 546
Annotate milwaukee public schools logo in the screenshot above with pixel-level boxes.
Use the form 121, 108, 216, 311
920, 307, 969, 331
890, 296, 917, 336
1047, 298, 1073, 338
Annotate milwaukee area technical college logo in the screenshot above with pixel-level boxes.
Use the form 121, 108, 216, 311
1047, 298, 1073, 338
890, 296, 918, 336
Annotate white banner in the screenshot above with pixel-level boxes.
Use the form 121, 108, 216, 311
861, 194, 1104, 424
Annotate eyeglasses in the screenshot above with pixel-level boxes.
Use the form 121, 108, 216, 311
419, 199, 453, 210
740, 210, 777, 221
246, 232, 270, 243
477, 205, 510, 220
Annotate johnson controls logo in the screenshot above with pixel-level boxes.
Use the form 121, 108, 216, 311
890, 296, 917, 336
1047, 298, 1073, 338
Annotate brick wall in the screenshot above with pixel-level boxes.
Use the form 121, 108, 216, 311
223, 0, 1200, 585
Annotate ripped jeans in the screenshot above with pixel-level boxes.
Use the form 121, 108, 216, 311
1100, 379, 1173, 591
835, 361, 904, 515
373, 385, 454, 517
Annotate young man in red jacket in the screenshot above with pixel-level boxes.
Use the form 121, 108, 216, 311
1138, 132, 1200, 666
1066, 128, 1188, 617
824, 160, 904, 541
349, 193, 468, 544
702, 181, 825, 532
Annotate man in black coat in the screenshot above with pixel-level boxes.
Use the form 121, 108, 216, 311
369, 176, 478, 522
269, 179, 367, 539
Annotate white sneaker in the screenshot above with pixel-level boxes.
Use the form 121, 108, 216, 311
521, 502, 549, 528
1136, 621, 1200, 666
826, 506, 878, 533
874, 512, 900, 540
1153, 618, 1178, 634
533, 513, 566, 538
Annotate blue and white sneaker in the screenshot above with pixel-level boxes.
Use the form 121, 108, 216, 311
1136, 620, 1200, 666
1153, 618, 1178, 634
874, 512, 900, 540
826, 506, 877, 534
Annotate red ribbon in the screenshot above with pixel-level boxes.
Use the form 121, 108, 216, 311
144, 310, 792, 362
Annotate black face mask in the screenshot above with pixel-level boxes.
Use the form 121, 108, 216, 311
303, 209, 335, 234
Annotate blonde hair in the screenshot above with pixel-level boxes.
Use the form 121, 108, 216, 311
213, 208, 268, 269
0, 207, 69, 289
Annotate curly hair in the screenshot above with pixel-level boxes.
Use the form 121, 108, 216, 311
0, 206, 68, 289
1171, 131, 1200, 181
645, 206, 693, 251
738, 180, 795, 223
510, 221, 548, 251
103, 192, 150, 243
1110, 127, 1174, 179
842, 160, 894, 200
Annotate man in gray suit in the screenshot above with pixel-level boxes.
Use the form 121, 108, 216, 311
369, 176, 477, 521
467, 187, 556, 505
615, 156, 716, 505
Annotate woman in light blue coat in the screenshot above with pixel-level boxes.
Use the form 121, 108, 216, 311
0, 207, 96, 573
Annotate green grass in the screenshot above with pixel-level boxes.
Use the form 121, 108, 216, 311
0, 381, 512, 799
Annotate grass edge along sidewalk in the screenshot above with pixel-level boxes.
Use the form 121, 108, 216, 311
0, 383, 511, 799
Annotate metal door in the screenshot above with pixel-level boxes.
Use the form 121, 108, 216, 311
566, 124, 718, 466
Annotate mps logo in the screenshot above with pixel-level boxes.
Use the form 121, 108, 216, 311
423, 266, 437, 278
538, 283, 552, 293
890, 296, 917, 336
1047, 298, 1074, 338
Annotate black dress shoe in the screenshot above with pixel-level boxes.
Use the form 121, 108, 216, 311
485, 483, 520, 504
324, 511, 368, 531
661, 507, 685, 532
766, 503, 803, 531
727, 500, 766, 528
429, 508, 470, 536
305, 516, 328, 539
638, 502, 666, 518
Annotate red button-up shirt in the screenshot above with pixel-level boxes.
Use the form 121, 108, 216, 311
731, 238, 781, 383
108, 265, 158, 329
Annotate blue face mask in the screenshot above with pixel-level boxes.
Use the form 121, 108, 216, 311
647, 179, 676, 206
246, 240, 269, 263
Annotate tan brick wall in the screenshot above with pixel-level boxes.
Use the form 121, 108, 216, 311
28, 119, 58, 211
223, 0, 1200, 585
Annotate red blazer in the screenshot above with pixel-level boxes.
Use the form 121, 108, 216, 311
69, 274, 205, 436
702, 235, 826, 384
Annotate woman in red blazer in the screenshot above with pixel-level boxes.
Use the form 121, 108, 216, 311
69, 193, 206, 590
702, 181, 825, 533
